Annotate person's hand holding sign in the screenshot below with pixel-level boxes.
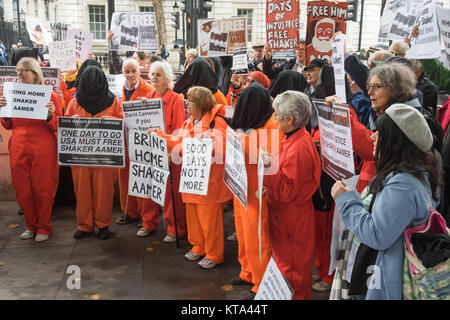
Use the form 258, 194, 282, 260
46, 101, 55, 120
264, 43, 273, 60
331, 180, 351, 200
0, 96, 6, 109
325, 94, 339, 107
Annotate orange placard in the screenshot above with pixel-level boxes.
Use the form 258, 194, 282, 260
266, 0, 301, 50
305, 1, 348, 65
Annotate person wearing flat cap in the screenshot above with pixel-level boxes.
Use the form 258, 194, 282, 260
331, 104, 441, 300
248, 41, 267, 72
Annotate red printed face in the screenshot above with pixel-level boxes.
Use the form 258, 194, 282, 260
316, 22, 334, 41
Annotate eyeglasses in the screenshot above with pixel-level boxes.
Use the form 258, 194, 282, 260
16, 68, 31, 73
367, 84, 384, 92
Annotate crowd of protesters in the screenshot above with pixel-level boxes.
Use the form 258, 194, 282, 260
0, 21, 449, 301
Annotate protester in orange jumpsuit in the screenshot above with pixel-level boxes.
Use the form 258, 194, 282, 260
116, 59, 155, 226
136, 61, 186, 242
226, 71, 270, 107
228, 82, 285, 300
0, 57, 62, 242
173, 57, 227, 105
153, 86, 232, 269
264, 91, 321, 300
65, 66, 123, 240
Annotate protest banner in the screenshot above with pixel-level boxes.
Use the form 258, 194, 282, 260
198, 17, 247, 57
106, 74, 126, 97
224, 128, 248, 209
255, 257, 294, 300
109, 12, 159, 51
179, 138, 213, 196
128, 129, 170, 205
231, 47, 249, 75
0, 67, 60, 93
331, 34, 346, 104
305, 1, 348, 65
313, 99, 354, 181
57, 117, 125, 167
378, 0, 424, 40
0, 82, 52, 120
121, 98, 166, 133
66, 28, 94, 63
266, 0, 301, 50
408, 0, 441, 59
436, 6, 450, 65
48, 40, 77, 71
25, 16, 53, 46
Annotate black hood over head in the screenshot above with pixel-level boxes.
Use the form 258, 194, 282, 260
174, 57, 219, 96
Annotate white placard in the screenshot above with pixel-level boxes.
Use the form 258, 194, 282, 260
179, 138, 213, 196
66, 28, 94, 63
128, 129, 170, 205
255, 257, 294, 300
257, 149, 265, 263
48, 40, 77, 71
331, 34, 347, 104
106, 74, 126, 97
408, 0, 442, 59
437, 7, 450, 66
224, 128, 248, 209
121, 98, 166, 135
25, 16, 53, 46
231, 47, 249, 75
57, 117, 125, 167
0, 82, 51, 120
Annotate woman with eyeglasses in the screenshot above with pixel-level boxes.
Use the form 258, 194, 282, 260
0, 57, 62, 242
137, 61, 186, 243
116, 59, 155, 227
151, 86, 232, 270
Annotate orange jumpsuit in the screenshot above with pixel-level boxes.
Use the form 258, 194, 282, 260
65, 97, 123, 232
156, 104, 232, 263
118, 78, 155, 219
140, 89, 186, 236
265, 127, 321, 300
233, 115, 285, 293
1, 91, 62, 236
213, 90, 227, 106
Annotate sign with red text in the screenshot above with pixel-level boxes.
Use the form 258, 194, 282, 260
305, 1, 348, 65
0, 67, 60, 93
266, 0, 301, 50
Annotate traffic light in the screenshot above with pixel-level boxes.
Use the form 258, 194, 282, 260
346, 0, 358, 22
198, 0, 212, 14
171, 11, 180, 30
180, 0, 192, 16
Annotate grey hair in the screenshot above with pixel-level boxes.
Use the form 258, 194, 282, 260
122, 58, 140, 73
390, 41, 410, 57
272, 91, 311, 128
150, 61, 174, 90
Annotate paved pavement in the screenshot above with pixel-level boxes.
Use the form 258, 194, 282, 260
0, 200, 330, 301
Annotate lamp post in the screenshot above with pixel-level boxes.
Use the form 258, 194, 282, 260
173, 2, 179, 48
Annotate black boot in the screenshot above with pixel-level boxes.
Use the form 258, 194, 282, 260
73, 230, 89, 239
18, 209, 23, 215
98, 227, 110, 240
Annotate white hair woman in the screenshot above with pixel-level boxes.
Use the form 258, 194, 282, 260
138, 61, 187, 242
0, 57, 62, 242
264, 90, 321, 299
116, 58, 156, 227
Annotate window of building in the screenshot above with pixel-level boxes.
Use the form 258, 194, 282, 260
34, 0, 38, 16
140, 6, 154, 12
13, 0, 18, 19
89, 5, 106, 40
237, 8, 253, 42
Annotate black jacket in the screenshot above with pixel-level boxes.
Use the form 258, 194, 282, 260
263, 57, 297, 80
417, 71, 438, 117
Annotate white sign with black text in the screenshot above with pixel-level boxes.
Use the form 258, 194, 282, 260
48, 40, 77, 71
255, 257, 294, 300
224, 128, 247, 209
66, 28, 94, 63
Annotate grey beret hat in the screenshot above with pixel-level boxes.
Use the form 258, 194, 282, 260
385, 103, 433, 152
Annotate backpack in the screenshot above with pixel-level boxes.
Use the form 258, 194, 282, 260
402, 192, 450, 300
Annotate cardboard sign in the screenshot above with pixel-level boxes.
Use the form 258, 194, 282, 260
305, 1, 348, 65
437, 6, 450, 67
128, 129, 170, 205
0, 82, 51, 120
106, 74, 126, 97
198, 17, 247, 57
408, 0, 441, 59
121, 98, 166, 133
266, 0, 301, 50
224, 128, 248, 209
66, 28, 94, 63
57, 117, 125, 167
331, 34, 347, 104
48, 40, 77, 71
255, 257, 294, 300
0, 67, 60, 93
25, 16, 53, 46
313, 99, 354, 181
109, 12, 159, 51
179, 138, 213, 195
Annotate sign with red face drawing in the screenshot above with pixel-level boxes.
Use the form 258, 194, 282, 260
305, 1, 348, 65
266, 0, 301, 50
